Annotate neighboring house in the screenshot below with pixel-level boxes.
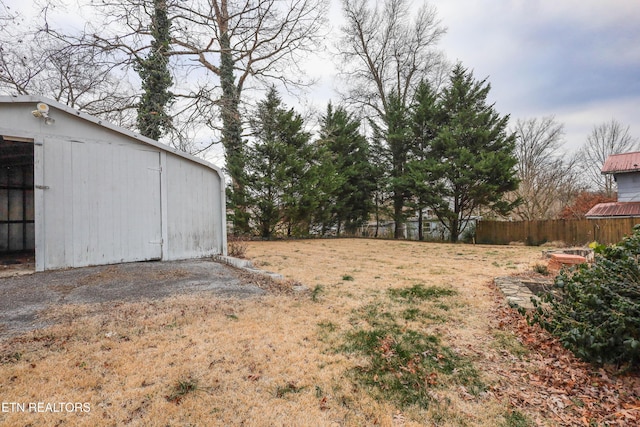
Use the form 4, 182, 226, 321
586, 151, 640, 218
0, 96, 227, 271
364, 210, 478, 241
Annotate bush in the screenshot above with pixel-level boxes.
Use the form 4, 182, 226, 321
227, 235, 249, 258
528, 225, 640, 367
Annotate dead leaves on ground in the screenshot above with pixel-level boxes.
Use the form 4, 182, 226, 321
487, 283, 640, 426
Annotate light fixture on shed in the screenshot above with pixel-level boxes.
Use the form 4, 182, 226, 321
31, 102, 55, 125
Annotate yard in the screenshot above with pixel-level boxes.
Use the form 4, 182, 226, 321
1, 239, 639, 426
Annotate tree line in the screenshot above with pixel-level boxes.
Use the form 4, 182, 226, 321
245, 62, 518, 242
1, 0, 637, 241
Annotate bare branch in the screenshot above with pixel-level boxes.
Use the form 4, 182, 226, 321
578, 119, 640, 196
507, 116, 585, 220
337, 0, 446, 117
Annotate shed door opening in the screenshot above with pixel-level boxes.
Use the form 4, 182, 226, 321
0, 137, 35, 262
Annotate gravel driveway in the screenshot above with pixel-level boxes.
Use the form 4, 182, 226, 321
0, 259, 266, 339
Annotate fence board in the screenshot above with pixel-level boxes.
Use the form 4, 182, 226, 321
476, 218, 640, 246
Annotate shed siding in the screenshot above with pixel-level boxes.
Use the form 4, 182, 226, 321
164, 155, 222, 259
42, 137, 163, 269
616, 174, 640, 202
1, 97, 226, 271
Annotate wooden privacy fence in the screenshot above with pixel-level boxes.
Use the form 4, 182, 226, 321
476, 218, 640, 246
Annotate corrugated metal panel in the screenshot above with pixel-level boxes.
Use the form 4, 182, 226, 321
601, 152, 640, 174
585, 202, 640, 218
164, 154, 222, 259
42, 137, 162, 268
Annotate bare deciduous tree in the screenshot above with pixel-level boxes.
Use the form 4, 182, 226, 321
578, 119, 640, 197
83, 0, 328, 125
338, 0, 446, 238
0, 26, 137, 127
508, 116, 583, 220
338, 0, 446, 116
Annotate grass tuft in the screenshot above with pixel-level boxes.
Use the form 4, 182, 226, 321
492, 330, 529, 358
343, 327, 482, 408
532, 263, 550, 276
275, 381, 305, 398
317, 321, 336, 332
341, 302, 483, 410
501, 410, 534, 427
1, 352, 22, 364
166, 376, 199, 404
227, 235, 249, 258
311, 284, 324, 302
388, 284, 457, 303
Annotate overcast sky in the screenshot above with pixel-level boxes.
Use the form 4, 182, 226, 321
4, 0, 639, 155
304, 0, 640, 153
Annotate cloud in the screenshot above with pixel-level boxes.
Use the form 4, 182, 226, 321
552, 96, 640, 152
432, 0, 640, 152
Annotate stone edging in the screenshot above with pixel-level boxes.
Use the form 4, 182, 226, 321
494, 276, 540, 310
213, 255, 286, 281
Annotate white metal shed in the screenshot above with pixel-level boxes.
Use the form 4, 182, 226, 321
0, 96, 227, 271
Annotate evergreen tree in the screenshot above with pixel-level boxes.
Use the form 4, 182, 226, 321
308, 145, 343, 236
406, 81, 442, 240
136, 0, 173, 141
370, 93, 414, 238
247, 88, 319, 238
429, 64, 519, 242
317, 103, 375, 235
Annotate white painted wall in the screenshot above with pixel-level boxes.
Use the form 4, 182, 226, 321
39, 136, 163, 269
164, 154, 225, 260
615, 173, 640, 202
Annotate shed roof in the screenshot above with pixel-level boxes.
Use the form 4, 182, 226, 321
0, 95, 223, 179
585, 202, 640, 218
601, 151, 640, 174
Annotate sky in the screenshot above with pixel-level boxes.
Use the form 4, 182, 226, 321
3, 0, 639, 156
302, 0, 640, 154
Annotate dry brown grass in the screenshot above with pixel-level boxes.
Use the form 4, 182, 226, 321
0, 239, 545, 426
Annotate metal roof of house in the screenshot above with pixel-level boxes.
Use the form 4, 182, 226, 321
601, 152, 640, 174
585, 202, 640, 218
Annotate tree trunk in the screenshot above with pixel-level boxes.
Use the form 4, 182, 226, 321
393, 192, 404, 239
374, 194, 380, 238
450, 217, 459, 243
219, 30, 250, 234
136, 0, 173, 141
418, 209, 424, 241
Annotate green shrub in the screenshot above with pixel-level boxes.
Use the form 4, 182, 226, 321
532, 263, 549, 276
529, 225, 640, 367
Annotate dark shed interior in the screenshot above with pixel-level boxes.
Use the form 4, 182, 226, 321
0, 136, 35, 260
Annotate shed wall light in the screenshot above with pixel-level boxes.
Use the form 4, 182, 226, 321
31, 103, 55, 125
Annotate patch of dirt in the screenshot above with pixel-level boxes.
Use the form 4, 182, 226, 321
0, 251, 35, 278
